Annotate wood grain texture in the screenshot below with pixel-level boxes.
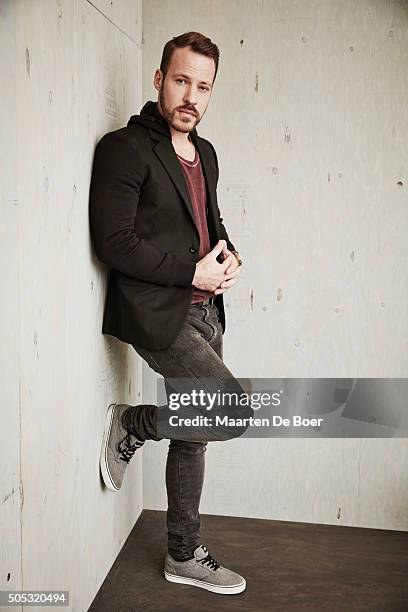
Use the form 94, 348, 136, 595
0, 0, 23, 598
141, 0, 408, 531
3, 1, 143, 609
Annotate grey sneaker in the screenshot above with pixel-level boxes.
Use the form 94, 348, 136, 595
100, 402, 144, 491
164, 544, 246, 595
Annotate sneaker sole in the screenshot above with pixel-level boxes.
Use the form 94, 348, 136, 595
100, 402, 120, 492
163, 570, 246, 595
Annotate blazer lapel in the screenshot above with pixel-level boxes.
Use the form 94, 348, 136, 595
151, 134, 199, 236
149, 129, 218, 240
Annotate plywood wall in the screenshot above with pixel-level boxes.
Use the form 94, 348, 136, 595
141, 0, 408, 531
1, 1, 143, 609
0, 1, 23, 603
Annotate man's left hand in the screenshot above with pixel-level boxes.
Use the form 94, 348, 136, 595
221, 244, 241, 271
213, 245, 242, 296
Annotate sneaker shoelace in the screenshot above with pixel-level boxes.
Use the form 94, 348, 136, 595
198, 551, 220, 571
118, 433, 144, 463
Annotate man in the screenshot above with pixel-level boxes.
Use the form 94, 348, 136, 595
89, 31, 251, 596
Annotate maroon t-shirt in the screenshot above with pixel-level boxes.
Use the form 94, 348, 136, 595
176, 147, 214, 304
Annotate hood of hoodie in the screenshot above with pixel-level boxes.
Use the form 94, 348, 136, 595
127, 100, 198, 141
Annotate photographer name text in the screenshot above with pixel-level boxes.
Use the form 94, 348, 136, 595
168, 415, 323, 428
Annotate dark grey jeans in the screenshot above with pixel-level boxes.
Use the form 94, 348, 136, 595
124, 300, 250, 562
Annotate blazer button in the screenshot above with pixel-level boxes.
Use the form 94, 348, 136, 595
189, 247, 196, 253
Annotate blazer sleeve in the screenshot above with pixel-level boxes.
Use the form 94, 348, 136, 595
208, 141, 236, 253
89, 131, 196, 287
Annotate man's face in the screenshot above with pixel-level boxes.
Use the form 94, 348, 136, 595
154, 45, 215, 134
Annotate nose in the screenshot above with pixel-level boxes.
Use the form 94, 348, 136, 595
183, 84, 198, 108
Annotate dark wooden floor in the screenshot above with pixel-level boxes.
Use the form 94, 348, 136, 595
88, 509, 408, 612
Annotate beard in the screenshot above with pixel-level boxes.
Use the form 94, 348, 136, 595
158, 86, 201, 134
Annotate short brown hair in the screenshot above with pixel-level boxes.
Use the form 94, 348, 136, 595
160, 31, 220, 85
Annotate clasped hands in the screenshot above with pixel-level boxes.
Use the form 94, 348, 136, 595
192, 240, 242, 296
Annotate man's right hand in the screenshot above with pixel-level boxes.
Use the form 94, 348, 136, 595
192, 240, 241, 292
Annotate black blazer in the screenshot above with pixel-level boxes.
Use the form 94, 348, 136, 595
89, 101, 236, 350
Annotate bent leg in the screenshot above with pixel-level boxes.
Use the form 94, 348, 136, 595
130, 320, 251, 442
127, 303, 252, 561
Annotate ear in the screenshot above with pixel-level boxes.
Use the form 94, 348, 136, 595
153, 69, 162, 92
